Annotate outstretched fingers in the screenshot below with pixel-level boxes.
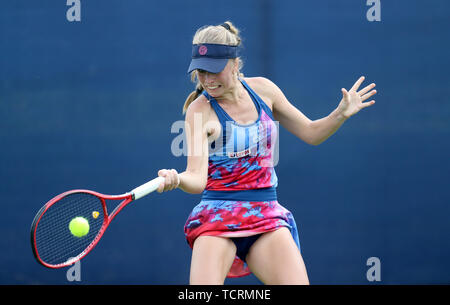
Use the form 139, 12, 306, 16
361, 99, 376, 109
358, 82, 376, 95
350, 76, 365, 92
360, 88, 377, 102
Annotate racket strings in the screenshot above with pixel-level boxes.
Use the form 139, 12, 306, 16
34, 192, 105, 266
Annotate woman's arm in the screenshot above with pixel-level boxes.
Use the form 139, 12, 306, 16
178, 98, 210, 193
262, 76, 376, 145
157, 96, 210, 194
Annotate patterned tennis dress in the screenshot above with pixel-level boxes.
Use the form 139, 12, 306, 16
184, 78, 301, 278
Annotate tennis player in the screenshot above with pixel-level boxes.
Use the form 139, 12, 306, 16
157, 21, 376, 285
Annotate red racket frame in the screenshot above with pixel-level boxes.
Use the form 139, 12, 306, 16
31, 189, 134, 269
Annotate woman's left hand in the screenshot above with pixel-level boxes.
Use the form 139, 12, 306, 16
337, 76, 377, 119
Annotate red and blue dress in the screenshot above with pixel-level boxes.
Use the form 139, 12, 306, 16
184, 78, 301, 278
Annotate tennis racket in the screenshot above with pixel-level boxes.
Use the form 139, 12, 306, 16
30, 176, 165, 268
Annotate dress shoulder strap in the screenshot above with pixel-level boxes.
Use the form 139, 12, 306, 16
239, 78, 275, 121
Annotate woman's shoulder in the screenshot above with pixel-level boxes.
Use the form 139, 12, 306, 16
185, 93, 221, 137
243, 76, 276, 89
186, 93, 210, 114
243, 76, 281, 108
184, 93, 217, 124
243, 76, 281, 98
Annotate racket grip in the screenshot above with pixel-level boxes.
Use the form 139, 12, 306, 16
131, 176, 165, 200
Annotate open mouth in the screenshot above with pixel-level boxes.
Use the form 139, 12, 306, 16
206, 85, 220, 90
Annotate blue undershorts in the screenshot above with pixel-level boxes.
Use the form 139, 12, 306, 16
230, 234, 262, 263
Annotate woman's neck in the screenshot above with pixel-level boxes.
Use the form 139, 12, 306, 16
215, 78, 245, 105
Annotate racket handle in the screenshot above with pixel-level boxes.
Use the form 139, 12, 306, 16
131, 176, 165, 200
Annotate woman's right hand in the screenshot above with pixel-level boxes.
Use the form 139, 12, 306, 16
157, 169, 180, 193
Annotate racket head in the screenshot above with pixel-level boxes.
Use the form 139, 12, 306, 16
30, 189, 131, 268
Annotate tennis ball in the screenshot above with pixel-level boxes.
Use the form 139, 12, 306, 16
69, 217, 90, 237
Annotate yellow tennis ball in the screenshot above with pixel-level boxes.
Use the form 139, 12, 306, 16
69, 217, 90, 237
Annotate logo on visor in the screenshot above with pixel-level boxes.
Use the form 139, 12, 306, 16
199, 45, 208, 56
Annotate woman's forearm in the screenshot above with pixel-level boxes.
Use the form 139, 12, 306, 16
178, 170, 207, 194
308, 108, 348, 145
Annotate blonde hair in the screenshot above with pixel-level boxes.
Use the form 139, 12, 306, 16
183, 21, 243, 114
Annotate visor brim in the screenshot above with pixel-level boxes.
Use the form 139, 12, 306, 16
187, 58, 229, 74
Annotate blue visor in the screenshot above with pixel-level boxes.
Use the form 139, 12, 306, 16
187, 44, 238, 74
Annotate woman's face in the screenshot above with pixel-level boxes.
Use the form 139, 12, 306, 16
196, 59, 238, 98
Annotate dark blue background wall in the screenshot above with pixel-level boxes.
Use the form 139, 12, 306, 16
1, 0, 449, 284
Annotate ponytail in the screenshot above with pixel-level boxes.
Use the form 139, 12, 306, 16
221, 21, 241, 45
183, 74, 203, 114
